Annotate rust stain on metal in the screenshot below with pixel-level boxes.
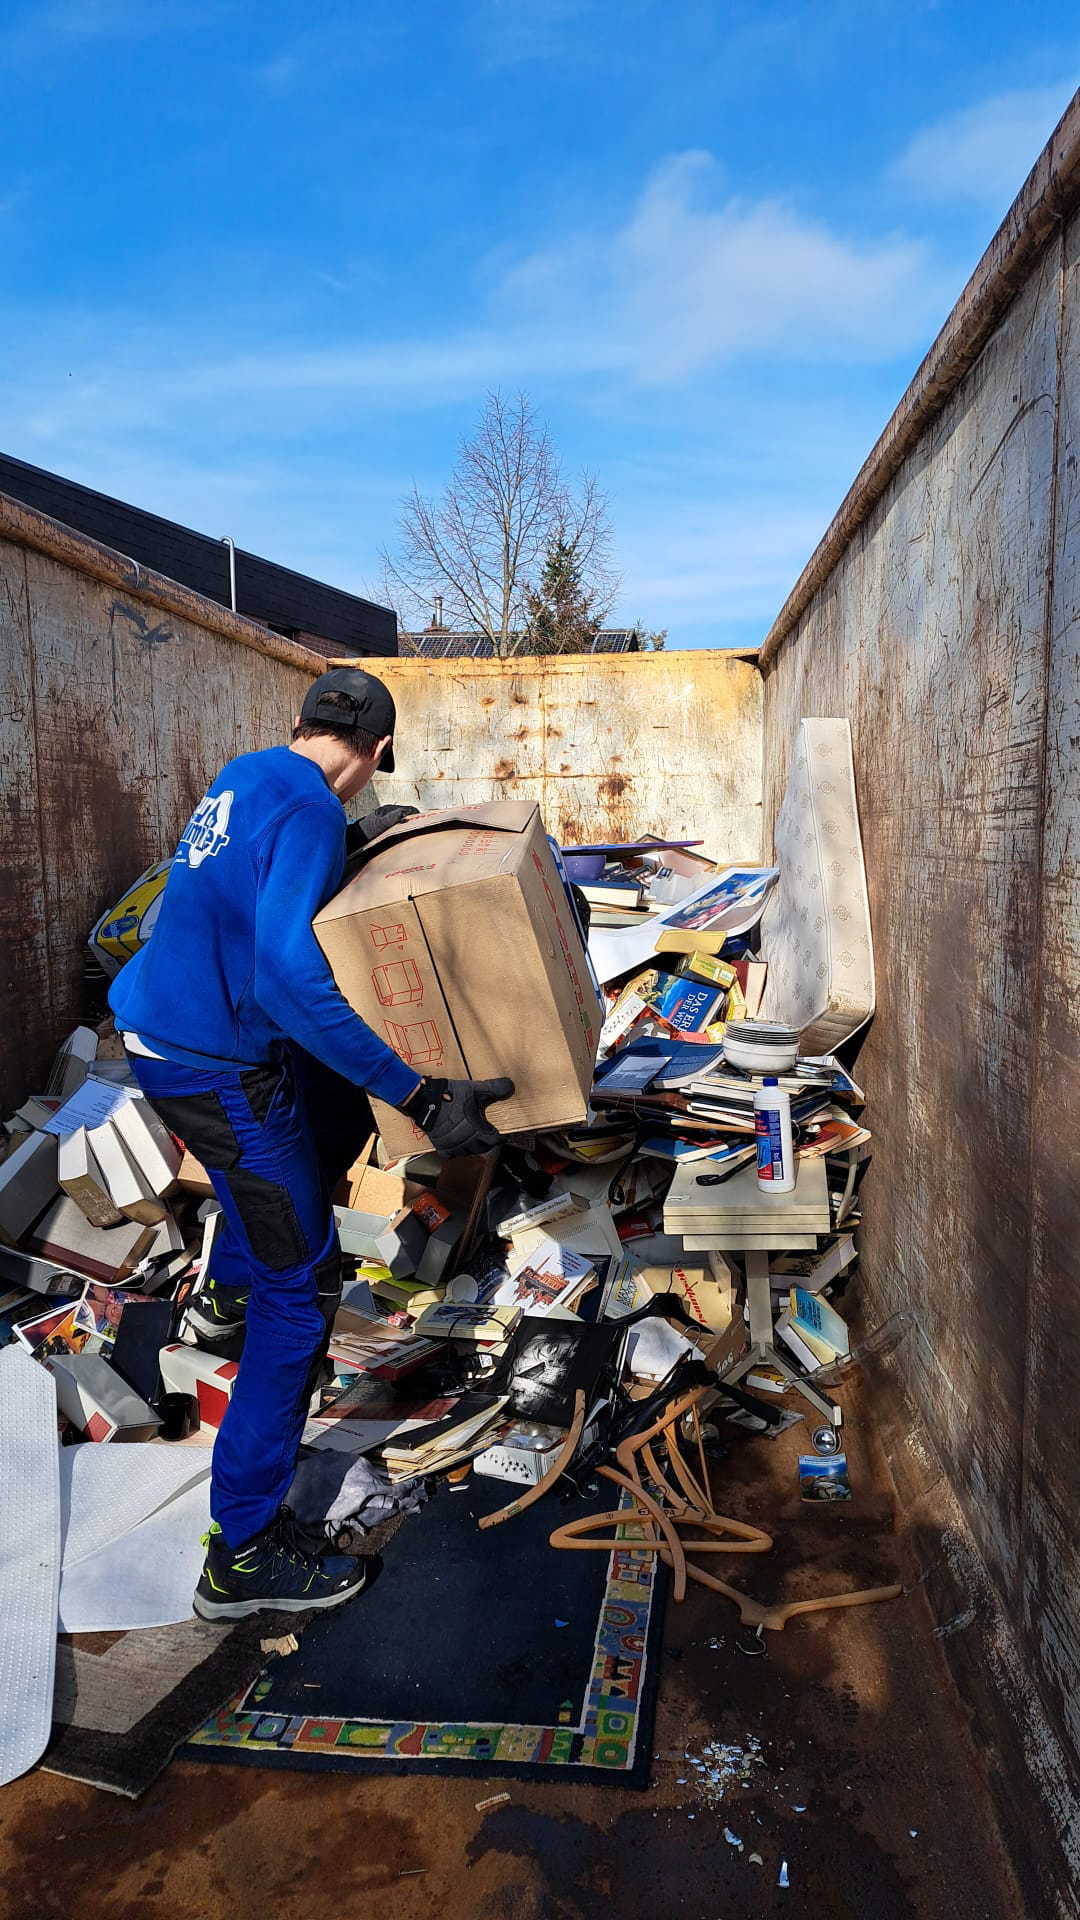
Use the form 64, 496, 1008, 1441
760, 213, 1080, 1838
0, 531, 313, 1107
369, 653, 762, 860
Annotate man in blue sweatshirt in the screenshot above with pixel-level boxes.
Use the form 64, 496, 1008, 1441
110, 667, 512, 1619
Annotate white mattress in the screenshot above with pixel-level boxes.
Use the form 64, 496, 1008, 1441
760, 717, 875, 1052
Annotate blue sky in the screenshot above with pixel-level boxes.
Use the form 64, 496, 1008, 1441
1, 2, 1076, 648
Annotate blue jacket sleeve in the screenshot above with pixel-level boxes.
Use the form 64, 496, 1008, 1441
253, 800, 421, 1106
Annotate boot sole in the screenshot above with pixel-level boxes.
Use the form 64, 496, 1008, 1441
192, 1571, 367, 1622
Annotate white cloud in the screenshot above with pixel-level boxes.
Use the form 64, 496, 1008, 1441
890, 82, 1078, 208
498, 151, 947, 381
0, 148, 947, 467
0, 144, 957, 646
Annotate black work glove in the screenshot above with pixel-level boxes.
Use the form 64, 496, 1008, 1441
344, 805, 419, 855
399, 1075, 515, 1157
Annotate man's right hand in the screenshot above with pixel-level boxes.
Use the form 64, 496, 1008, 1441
399, 1075, 515, 1156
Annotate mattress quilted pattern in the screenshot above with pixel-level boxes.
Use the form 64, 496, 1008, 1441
759, 718, 875, 1053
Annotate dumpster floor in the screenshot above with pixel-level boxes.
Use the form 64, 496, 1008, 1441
0, 1376, 1025, 1920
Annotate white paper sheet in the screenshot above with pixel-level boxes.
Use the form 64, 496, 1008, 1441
43, 1080, 131, 1136
589, 866, 780, 985
0, 1349, 61, 1786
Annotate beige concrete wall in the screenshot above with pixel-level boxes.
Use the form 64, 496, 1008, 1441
366, 652, 763, 858
760, 104, 1080, 1845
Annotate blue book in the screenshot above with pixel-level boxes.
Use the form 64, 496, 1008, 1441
593, 1040, 674, 1095
651, 975, 723, 1032
640, 1135, 756, 1167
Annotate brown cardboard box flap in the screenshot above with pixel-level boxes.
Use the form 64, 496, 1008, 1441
360, 799, 537, 853
318, 803, 543, 924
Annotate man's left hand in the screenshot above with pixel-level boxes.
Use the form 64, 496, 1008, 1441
345, 805, 420, 854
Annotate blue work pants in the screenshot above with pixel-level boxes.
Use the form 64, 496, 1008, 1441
128, 1050, 359, 1548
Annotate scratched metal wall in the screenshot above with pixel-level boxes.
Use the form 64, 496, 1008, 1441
360, 652, 764, 856
0, 534, 317, 1107
762, 215, 1080, 1779
0, 536, 762, 1109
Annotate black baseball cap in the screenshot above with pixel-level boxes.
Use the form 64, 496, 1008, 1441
299, 668, 396, 772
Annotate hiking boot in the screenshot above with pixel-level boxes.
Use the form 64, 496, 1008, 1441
193, 1507, 368, 1620
181, 1277, 250, 1360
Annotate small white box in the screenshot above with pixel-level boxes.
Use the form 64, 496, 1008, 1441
88, 1118, 167, 1226
112, 1098, 182, 1195
0, 1131, 59, 1245
58, 1127, 123, 1228
46, 1351, 161, 1442
473, 1423, 563, 1485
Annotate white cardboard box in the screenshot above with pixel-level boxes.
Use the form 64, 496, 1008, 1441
112, 1098, 182, 1194
0, 1131, 59, 1245
88, 1118, 168, 1226
58, 1127, 124, 1228
45, 1351, 161, 1442
158, 1342, 239, 1430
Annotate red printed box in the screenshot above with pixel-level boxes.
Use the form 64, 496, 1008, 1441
372, 959, 424, 1007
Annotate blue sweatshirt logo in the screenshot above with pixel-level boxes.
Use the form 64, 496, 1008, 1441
178, 790, 234, 869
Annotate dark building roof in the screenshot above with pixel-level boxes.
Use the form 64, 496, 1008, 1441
0, 451, 397, 658
400, 628, 640, 659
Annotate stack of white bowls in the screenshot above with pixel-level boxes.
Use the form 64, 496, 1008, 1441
721, 1020, 800, 1075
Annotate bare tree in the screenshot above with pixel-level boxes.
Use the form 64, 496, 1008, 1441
382, 391, 619, 656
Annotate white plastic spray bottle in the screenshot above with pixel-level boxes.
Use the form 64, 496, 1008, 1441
754, 1076, 796, 1193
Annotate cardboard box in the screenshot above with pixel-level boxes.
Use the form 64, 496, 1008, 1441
0, 1130, 59, 1244
333, 1205, 387, 1260
415, 1210, 468, 1289
112, 1096, 182, 1194
45, 1351, 161, 1442
314, 802, 602, 1158
45, 1026, 99, 1102
58, 1127, 124, 1228
637, 1260, 733, 1333
336, 1137, 423, 1215
375, 1206, 430, 1279
88, 1116, 168, 1225
175, 1149, 215, 1196
26, 1193, 156, 1283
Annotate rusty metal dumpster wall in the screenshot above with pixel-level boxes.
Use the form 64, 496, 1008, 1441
760, 91, 1080, 1835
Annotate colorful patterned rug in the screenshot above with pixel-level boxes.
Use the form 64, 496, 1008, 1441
184, 1477, 667, 1786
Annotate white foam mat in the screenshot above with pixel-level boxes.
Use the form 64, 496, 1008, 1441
0, 1349, 62, 1786
59, 1441, 210, 1568
58, 1477, 212, 1633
